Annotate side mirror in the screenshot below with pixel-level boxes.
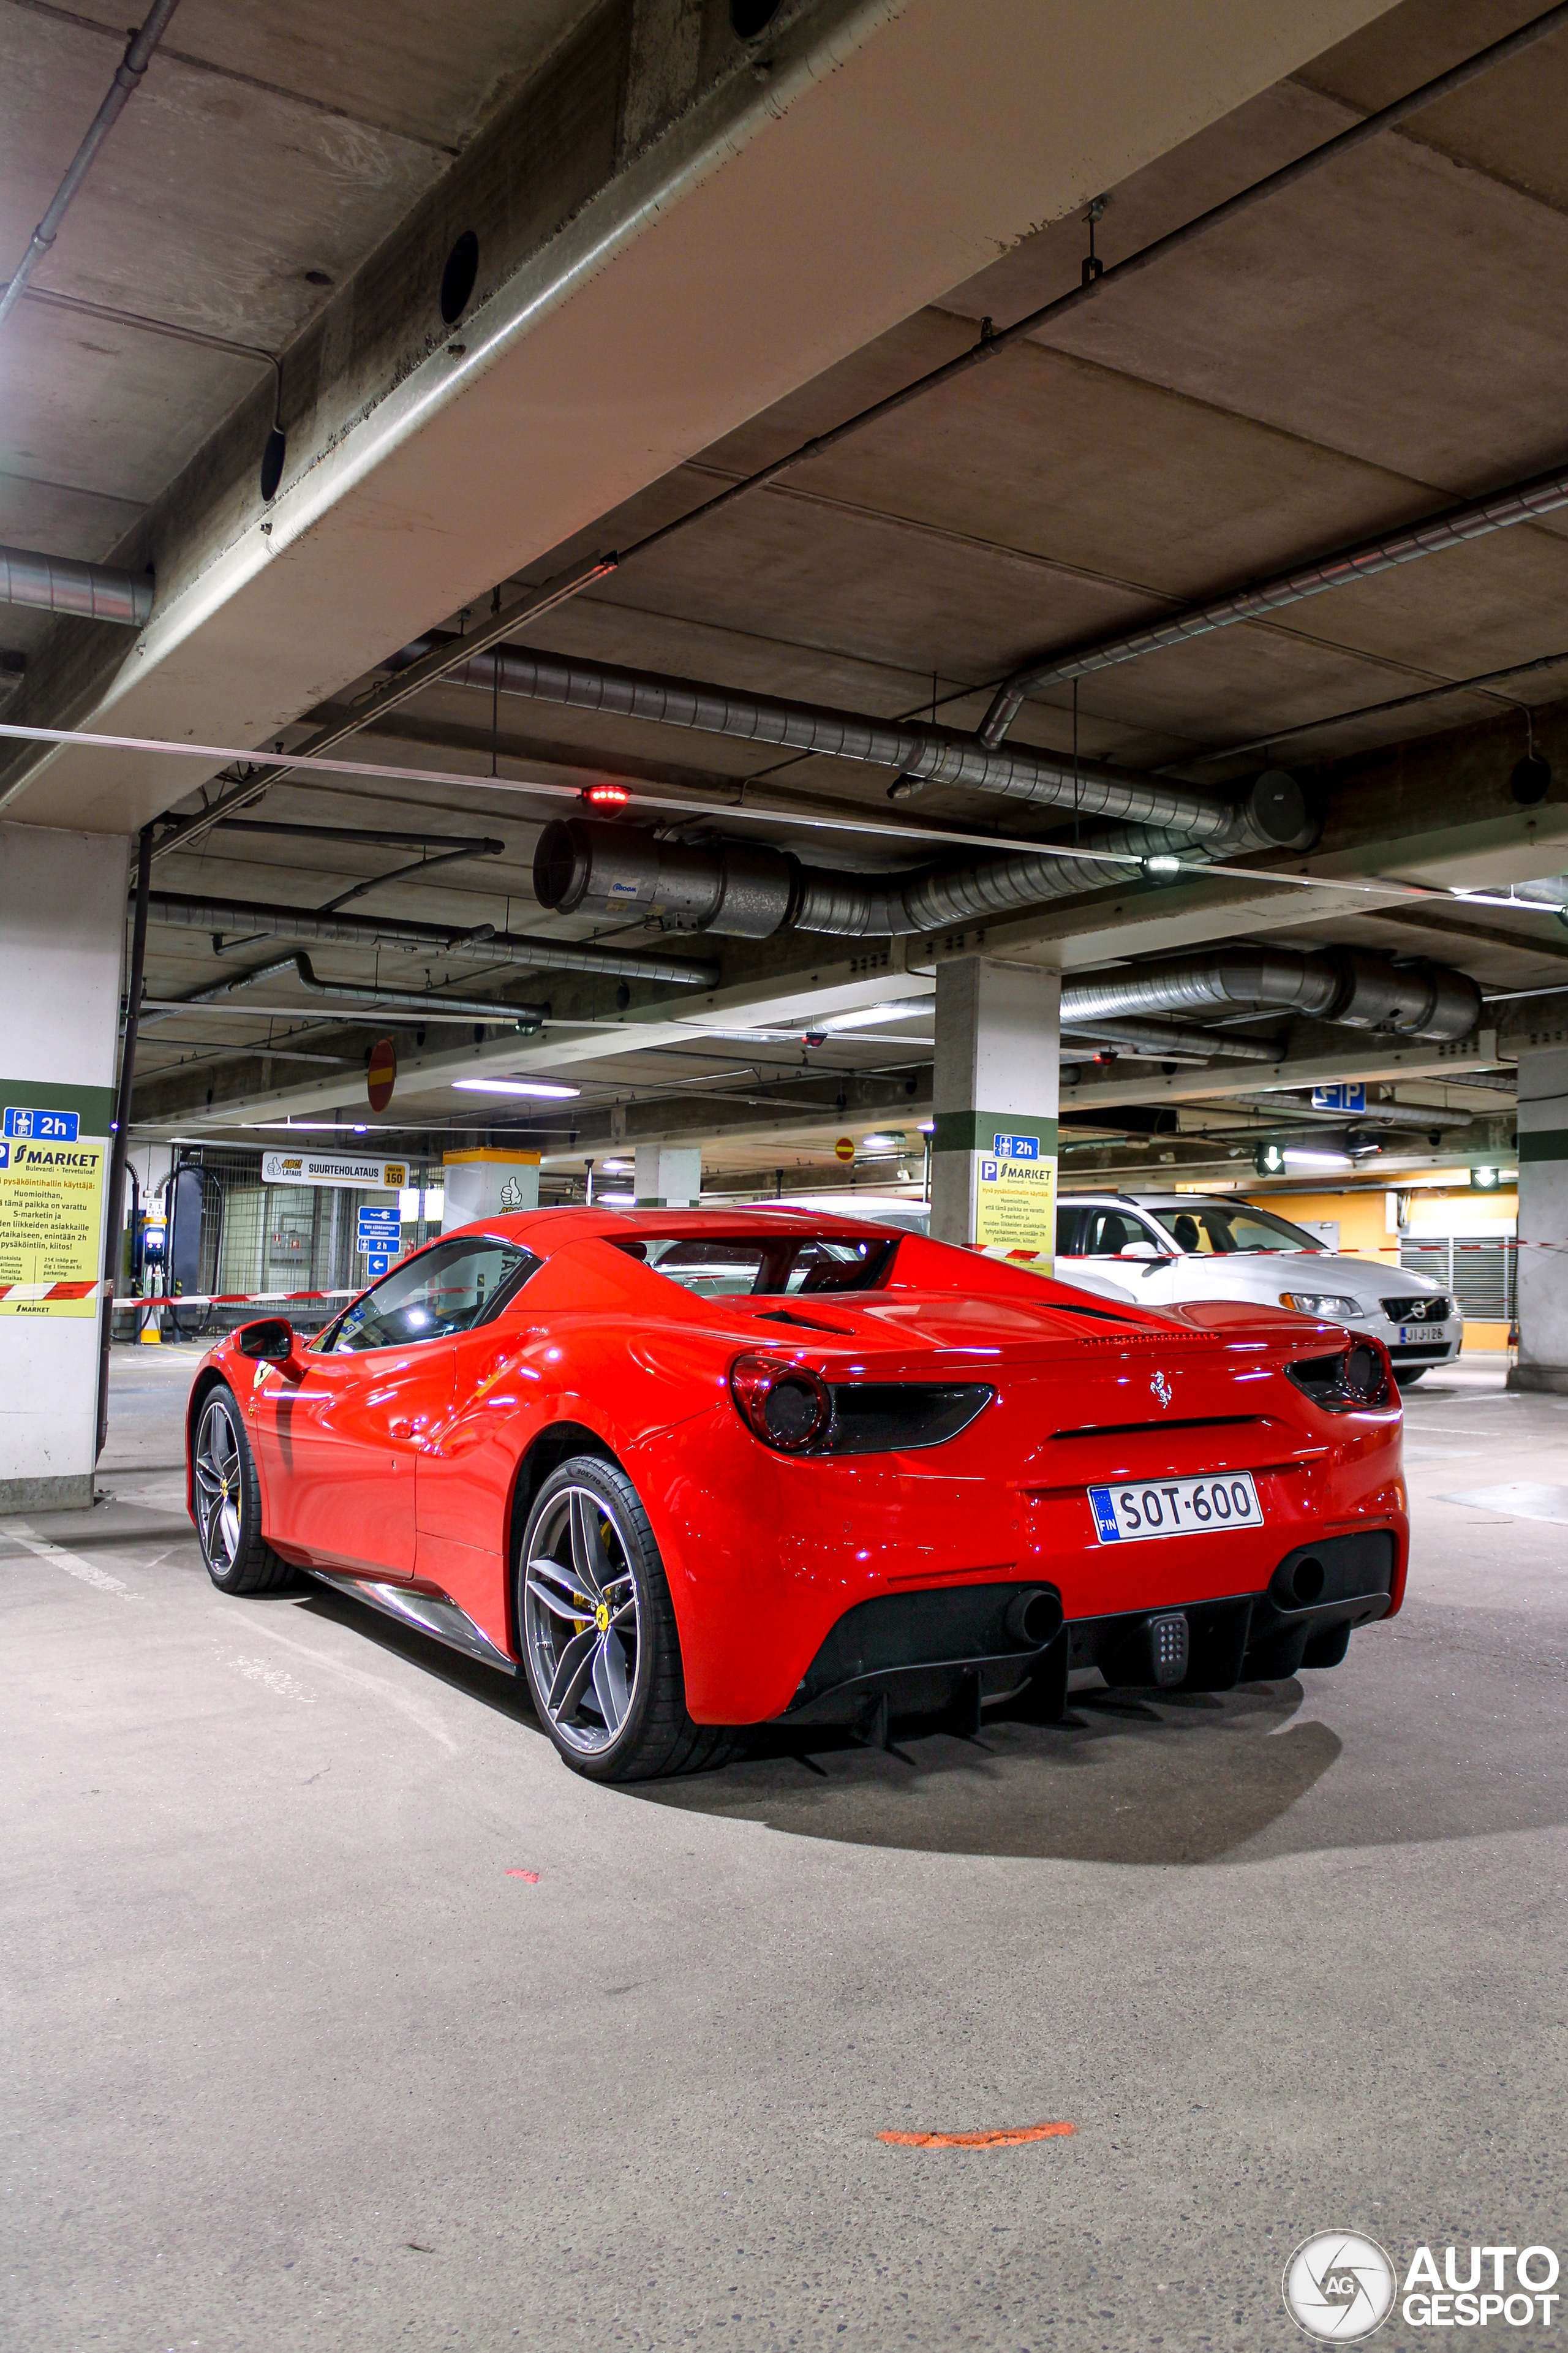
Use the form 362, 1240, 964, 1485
236, 1316, 297, 1364
1118, 1241, 1162, 1260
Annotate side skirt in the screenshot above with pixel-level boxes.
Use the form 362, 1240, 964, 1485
308, 1570, 518, 1677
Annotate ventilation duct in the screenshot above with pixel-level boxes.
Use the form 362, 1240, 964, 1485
1060, 1017, 1279, 1064
415, 640, 1310, 848
0, 543, 153, 626
981, 451, 1568, 747
1060, 947, 1481, 1043
162, 951, 546, 1028
143, 889, 717, 986
532, 805, 1308, 948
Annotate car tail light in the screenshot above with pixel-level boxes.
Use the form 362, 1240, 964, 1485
728, 1360, 995, 1456
1286, 1337, 1393, 1411
729, 1354, 832, 1452
826, 1383, 993, 1454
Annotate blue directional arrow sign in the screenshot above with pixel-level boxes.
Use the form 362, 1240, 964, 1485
363, 1251, 391, 1278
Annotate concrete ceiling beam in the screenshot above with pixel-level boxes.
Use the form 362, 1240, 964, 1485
1, 0, 1401, 836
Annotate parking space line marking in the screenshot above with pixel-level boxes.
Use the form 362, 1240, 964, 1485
878, 2121, 1076, 2149
0, 1520, 142, 1599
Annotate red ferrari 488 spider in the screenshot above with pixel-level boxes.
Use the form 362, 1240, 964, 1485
185, 1207, 1407, 1780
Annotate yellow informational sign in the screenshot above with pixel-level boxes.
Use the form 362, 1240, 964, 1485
0, 1132, 107, 1316
974, 1145, 1057, 1257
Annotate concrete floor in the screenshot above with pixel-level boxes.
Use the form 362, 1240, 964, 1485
4, 1345, 1564, 2352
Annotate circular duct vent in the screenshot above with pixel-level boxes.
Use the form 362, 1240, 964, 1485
1511, 752, 1551, 806
440, 230, 479, 325
731, 0, 781, 36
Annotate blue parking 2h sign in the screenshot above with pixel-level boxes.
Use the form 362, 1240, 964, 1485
992, 1132, 1039, 1160
4, 1105, 79, 1142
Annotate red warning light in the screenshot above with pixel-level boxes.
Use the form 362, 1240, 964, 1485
582, 782, 630, 808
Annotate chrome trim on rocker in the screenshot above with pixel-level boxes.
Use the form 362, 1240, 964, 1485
309, 1571, 518, 1675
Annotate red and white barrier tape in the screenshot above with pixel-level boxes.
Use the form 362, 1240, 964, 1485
108, 1286, 360, 1315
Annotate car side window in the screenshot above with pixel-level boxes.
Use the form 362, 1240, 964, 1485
327, 1237, 540, 1353
1055, 1206, 1082, 1255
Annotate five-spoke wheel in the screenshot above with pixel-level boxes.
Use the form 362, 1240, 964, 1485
190, 1383, 295, 1595
515, 1455, 734, 1781
194, 1393, 244, 1580
522, 1482, 641, 1756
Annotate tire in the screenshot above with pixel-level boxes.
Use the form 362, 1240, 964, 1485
516, 1455, 735, 1782
1398, 1367, 1428, 1387
192, 1384, 296, 1595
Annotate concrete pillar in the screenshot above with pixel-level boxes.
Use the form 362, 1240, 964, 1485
930, 956, 1060, 1263
635, 1144, 701, 1206
441, 1148, 540, 1227
1509, 1033, 1568, 1391
0, 823, 130, 1509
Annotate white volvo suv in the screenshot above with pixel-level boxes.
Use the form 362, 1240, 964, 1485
1055, 1192, 1463, 1381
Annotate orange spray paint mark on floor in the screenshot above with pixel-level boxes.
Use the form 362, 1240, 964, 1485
878, 2121, 1076, 2149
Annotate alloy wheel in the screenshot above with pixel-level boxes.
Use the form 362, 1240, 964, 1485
194, 1396, 244, 1576
522, 1486, 641, 1754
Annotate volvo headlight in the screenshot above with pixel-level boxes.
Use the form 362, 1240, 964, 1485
1280, 1291, 1363, 1320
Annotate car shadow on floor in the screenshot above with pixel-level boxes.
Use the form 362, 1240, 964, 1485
634, 1682, 1343, 1865
291, 1581, 1335, 1861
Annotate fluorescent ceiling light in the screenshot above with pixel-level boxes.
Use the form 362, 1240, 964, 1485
597, 1188, 635, 1205
1283, 1147, 1353, 1170
859, 1132, 906, 1152
822, 999, 932, 1032
1450, 887, 1567, 912
451, 1078, 581, 1099
600, 1158, 633, 1174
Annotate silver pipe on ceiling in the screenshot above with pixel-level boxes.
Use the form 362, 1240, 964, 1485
1060, 946, 1482, 1043
0, 543, 153, 626
1060, 1016, 1278, 1064
159, 951, 544, 1027
422, 640, 1309, 847
980, 452, 1568, 748
143, 889, 717, 985
531, 807, 1307, 947
0, 0, 183, 334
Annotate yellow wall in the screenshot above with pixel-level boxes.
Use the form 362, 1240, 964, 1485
1245, 1186, 1516, 1351
1243, 1188, 1398, 1267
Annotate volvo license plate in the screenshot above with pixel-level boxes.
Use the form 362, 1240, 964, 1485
1087, 1471, 1262, 1544
1399, 1324, 1441, 1345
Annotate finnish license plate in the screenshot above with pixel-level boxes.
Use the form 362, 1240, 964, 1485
1399, 1324, 1441, 1345
1087, 1472, 1262, 1544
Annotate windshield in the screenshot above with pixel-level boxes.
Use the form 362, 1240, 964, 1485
614, 1232, 897, 1299
1145, 1203, 1324, 1256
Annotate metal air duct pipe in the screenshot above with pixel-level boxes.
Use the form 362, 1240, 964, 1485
1060, 947, 1481, 1043
981, 451, 1568, 747
0, 544, 153, 625
143, 889, 717, 985
158, 951, 545, 1028
0, 0, 183, 334
423, 640, 1309, 845
532, 804, 1310, 946
1061, 1017, 1279, 1064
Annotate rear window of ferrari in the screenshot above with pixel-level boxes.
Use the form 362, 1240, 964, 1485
612, 1232, 897, 1299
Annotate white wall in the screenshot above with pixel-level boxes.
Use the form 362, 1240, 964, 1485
1513, 1041, 1568, 1387
0, 825, 129, 1508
